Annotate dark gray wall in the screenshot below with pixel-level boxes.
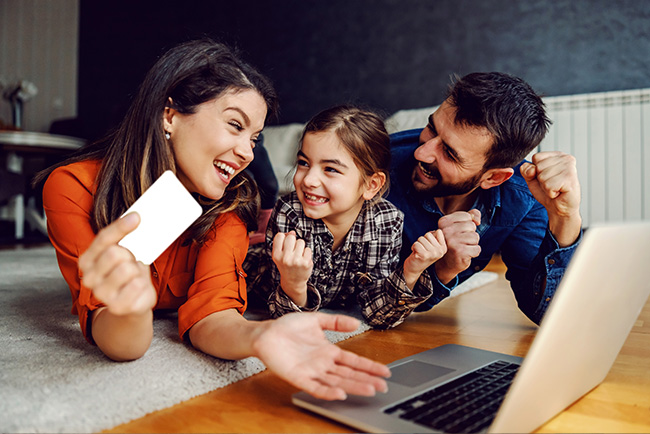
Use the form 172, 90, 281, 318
78, 0, 650, 139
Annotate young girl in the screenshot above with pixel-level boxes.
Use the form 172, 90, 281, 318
35, 40, 389, 401
248, 105, 448, 329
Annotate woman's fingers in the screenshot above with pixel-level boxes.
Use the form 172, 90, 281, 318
79, 213, 140, 272
77, 212, 156, 315
82, 244, 135, 289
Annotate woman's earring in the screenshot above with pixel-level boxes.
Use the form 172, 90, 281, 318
165, 131, 171, 140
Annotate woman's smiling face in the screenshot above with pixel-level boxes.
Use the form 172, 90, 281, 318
163, 88, 267, 200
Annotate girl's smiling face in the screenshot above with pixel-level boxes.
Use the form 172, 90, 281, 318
293, 131, 376, 230
163, 88, 267, 200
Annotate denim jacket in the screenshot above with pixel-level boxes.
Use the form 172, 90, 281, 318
387, 129, 582, 324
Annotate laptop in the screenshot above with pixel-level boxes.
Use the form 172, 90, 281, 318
292, 221, 650, 433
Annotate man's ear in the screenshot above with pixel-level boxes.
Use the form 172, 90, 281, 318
362, 172, 387, 201
479, 167, 514, 190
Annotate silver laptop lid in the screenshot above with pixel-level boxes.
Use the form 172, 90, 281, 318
490, 221, 650, 432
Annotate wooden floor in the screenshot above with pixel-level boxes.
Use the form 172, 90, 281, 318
103, 255, 650, 433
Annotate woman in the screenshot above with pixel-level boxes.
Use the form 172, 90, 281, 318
37, 39, 389, 401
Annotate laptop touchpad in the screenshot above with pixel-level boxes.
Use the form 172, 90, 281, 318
388, 360, 455, 387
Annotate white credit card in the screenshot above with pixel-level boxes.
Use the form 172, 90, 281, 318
118, 170, 202, 265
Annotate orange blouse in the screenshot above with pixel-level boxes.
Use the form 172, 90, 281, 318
42, 160, 249, 344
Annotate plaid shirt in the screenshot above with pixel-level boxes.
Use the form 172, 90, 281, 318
250, 191, 435, 329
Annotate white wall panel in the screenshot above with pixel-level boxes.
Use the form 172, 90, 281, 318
0, 0, 79, 133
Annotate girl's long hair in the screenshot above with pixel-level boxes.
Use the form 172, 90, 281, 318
35, 39, 278, 244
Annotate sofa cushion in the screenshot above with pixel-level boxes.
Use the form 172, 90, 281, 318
385, 105, 438, 134
262, 123, 304, 193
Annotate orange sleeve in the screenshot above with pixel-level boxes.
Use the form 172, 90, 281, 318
42, 160, 104, 344
177, 212, 250, 339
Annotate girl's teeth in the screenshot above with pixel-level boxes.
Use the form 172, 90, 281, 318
214, 161, 235, 175
305, 193, 328, 203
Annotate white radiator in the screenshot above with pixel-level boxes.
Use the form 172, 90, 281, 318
541, 88, 650, 227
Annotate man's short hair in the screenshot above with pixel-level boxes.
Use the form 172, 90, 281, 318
447, 72, 551, 170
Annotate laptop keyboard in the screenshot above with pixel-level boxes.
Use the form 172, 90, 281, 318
383, 360, 520, 433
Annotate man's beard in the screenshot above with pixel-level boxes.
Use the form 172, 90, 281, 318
412, 161, 483, 198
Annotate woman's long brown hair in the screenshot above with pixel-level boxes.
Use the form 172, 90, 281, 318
34, 39, 278, 245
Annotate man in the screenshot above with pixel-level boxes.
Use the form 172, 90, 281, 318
386, 72, 582, 325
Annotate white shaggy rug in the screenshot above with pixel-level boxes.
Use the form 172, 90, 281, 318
0, 245, 495, 433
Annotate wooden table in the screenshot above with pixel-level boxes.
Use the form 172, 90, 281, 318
105, 260, 650, 433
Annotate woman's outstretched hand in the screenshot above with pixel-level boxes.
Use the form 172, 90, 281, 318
253, 312, 391, 400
